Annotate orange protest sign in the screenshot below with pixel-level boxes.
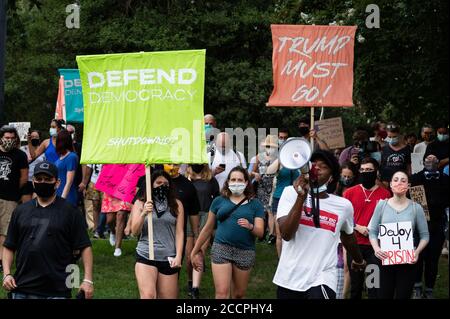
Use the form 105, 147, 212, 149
268, 25, 357, 107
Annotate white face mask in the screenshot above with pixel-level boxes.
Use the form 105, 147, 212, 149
228, 183, 246, 195
311, 184, 328, 194
49, 128, 57, 137
311, 176, 331, 194
266, 147, 278, 157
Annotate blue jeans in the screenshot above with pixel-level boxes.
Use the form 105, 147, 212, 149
11, 292, 67, 299
95, 212, 108, 234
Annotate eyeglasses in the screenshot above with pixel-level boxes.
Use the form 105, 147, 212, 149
359, 168, 375, 173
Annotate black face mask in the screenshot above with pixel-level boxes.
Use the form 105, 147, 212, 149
31, 139, 40, 147
191, 164, 204, 174
33, 182, 57, 198
152, 185, 170, 217
153, 185, 169, 202
360, 171, 377, 189
299, 127, 310, 136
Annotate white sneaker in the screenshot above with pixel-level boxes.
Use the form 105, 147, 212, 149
113, 248, 122, 257
109, 233, 116, 246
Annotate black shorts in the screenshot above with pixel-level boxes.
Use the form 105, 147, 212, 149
135, 253, 180, 276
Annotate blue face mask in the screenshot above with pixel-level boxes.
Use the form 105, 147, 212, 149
385, 137, 399, 145
370, 152, 382, 163
437, 133, 449, 142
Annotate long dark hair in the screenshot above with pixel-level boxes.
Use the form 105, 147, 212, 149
55, 129, 74, 155
335, 161, 358, 196
221, 166, 255, 198
137, 170, 179, 217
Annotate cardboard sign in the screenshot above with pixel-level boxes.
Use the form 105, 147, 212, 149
411, 153, 425, 174
410, 185, 430, 221
268, 25, 357, 107
95, 164, 145, 203
314, 117, 345, 149
9, 122, 31, 142
379, 221, 415, 266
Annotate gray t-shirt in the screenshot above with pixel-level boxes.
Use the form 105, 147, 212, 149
136, 208, 177, 261
368, 199, 429, 243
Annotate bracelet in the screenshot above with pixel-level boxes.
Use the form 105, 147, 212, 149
82, 279, 94, 286
249, 224, 254, 231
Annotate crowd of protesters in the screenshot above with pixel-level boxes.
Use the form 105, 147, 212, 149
0, 115, 448, 299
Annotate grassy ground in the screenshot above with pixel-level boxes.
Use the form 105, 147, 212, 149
1, 238, 448, 299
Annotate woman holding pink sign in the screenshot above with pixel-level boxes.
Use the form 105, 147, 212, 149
368, 170, 429, 299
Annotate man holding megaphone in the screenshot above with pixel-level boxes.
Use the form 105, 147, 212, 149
273, 149, 366, 299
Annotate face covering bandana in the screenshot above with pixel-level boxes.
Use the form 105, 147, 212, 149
49, 128, 57, 137
31, 139, 40, 147
33, 182, 57, 198
360, 171, 378, 189
437, 133, 449, 142
1, 138, 16, 152
340, 177, 354, 187
228, 183, 246, 196
152, 185, 170, 217
299, 127, 310, 136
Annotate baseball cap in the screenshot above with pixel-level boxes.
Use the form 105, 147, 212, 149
33, 161, 58, 179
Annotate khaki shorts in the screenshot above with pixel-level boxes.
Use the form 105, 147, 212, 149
0, 199, 17, 236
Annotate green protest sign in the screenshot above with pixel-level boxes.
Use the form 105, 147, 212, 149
76, 50, 207, 164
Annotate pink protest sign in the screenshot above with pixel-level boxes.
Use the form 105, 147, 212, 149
95, 164, 145, 203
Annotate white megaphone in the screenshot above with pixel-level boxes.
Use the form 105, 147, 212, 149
279, 137, 312, 172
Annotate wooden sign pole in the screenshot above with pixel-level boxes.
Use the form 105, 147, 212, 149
310, 107, 315, 149
145, 165, 154, 260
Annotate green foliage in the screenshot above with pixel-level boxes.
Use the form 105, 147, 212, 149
3, 0, 448, 140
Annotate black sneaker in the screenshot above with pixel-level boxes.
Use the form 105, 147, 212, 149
191, 287, 200, 299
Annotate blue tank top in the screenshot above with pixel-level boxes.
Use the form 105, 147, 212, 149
44, 139, 59, 163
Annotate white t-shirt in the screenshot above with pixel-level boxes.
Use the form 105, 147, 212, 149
209, 149, 247, 189
413, 141, 428, 154
87, 164, 102, 184
273, 186, 354, 293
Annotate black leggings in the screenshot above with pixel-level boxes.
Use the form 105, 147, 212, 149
277, 285, 336, 299
379, 264, 417, 299
415, 226, 446, 289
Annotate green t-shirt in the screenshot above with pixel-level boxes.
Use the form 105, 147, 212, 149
210, 196, 265, 250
